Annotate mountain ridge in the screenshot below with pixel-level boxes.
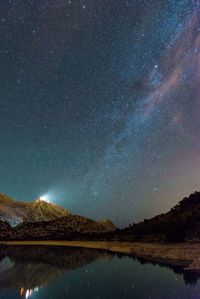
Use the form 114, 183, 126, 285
0, 193, 70, 227
120, 191, 200, 242
1, 191, 200, 242
0, 193, 116, 238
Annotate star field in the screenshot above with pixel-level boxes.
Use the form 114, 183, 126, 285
0, 0, 199, 226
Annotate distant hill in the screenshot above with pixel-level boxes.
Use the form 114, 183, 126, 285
3, 191, 200, 243
0, 194, 69, 227
8, 215, 116, 240
0, 194, 116, 240
97, 219, 116, 232
121, 191, 200, 242
0, 215, 116, 241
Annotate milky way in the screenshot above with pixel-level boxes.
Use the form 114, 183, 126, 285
0, 0, 199, 226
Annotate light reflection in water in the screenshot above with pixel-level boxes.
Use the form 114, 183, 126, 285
0, 245, 200, 299
20, 287, 39, 299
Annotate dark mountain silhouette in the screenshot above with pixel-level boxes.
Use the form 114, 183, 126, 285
1, 191, 200, 242
120, 191, 200, 242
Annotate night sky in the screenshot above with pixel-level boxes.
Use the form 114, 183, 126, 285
0, 0, 199, 227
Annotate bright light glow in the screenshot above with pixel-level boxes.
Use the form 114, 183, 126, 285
25, 290, 32, 299
39, 195, 51, 203
36, 192, 57, 205
20, 287, 39, 298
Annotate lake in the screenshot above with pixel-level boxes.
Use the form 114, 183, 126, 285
0, 245, 200, 299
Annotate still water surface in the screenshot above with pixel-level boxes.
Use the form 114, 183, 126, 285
0, 245, 200, 299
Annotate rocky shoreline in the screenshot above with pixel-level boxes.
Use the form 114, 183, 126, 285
1, 240, 200, 272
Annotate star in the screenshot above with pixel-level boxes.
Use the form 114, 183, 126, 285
0, 0, 198, 227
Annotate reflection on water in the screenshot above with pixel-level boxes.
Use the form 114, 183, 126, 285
0, 245, 200, 299
20, 287, 39, 299
0, 245, 107, 298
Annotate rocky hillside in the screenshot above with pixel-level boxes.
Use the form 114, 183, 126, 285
121, 191, 200, 242
0, 220, 12, 240
17, 215, 115, 240
0, 214, 116, 241
2, 191, 200, 243
0, 194, 69, 226
0, 194, 116, 240
97, 219, 116, 232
